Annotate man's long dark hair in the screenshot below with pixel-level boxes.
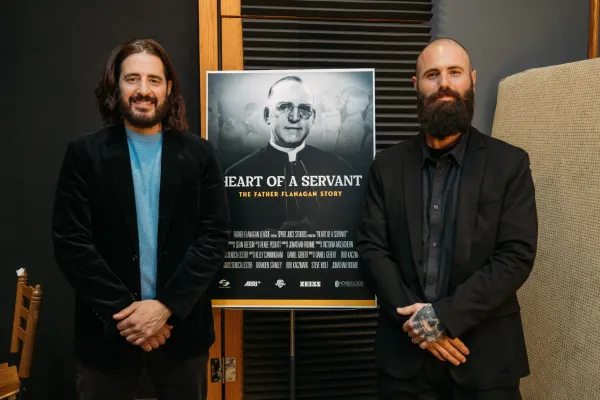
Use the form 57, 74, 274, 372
94, 38, 189, 132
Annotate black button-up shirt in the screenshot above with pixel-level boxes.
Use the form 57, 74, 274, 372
421, 131, 469, 302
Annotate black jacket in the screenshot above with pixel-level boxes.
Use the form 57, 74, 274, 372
51, 123, 231, 371
225, 143, 358, 232
356, 128, 538, 389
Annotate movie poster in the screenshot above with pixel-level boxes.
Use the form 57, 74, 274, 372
207, 69, 377, 308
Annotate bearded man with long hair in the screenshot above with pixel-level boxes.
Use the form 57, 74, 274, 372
51, 39, 230, 400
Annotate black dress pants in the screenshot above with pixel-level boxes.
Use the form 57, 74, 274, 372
75, 347, 209, 400
378, 354, 521, 400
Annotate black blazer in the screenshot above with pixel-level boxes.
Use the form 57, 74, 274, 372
51, 123, 231, 371
356, 128, 538, 389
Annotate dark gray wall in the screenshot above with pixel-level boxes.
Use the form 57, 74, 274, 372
0, 1, 591, 399
0, 1, 200, 399
431, 0, 590, 135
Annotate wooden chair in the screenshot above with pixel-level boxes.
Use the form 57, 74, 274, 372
0, 269, 42, 400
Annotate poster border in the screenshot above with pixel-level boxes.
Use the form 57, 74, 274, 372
212, 299, 378, 309
206, 67, 378, 309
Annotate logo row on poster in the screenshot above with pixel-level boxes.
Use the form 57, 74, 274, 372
217, 279, 365, 289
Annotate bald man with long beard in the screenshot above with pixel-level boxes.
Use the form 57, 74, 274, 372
356, 38, 537, 399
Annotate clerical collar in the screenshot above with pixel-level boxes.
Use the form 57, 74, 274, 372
269, 139, 306, 162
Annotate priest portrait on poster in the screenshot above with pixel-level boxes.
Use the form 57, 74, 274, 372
206, 68, 376, 308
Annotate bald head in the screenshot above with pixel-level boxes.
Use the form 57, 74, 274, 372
412, 37, 476, 141
267, 76, 314, 106
264, 76, 316, 148
416, 38, 473, 77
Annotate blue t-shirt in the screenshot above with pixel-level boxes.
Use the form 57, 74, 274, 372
126, 127, 162, 300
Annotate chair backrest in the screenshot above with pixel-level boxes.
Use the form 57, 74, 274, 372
10, 268, 42, 379
492, 57, 600, 399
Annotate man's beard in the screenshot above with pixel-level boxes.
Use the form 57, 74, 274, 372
120, 93, 170, 129
416, 84, 475, 139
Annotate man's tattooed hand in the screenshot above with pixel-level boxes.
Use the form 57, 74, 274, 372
412, 304, 446, 342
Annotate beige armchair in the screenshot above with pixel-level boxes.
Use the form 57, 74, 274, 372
492, 57, 600, 399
